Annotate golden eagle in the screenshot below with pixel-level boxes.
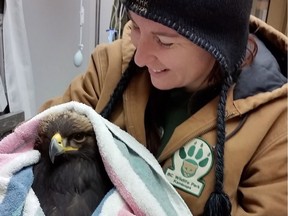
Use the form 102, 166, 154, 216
32, 110, 113, 216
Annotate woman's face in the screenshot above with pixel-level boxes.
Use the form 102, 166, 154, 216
129, 11, 216, 92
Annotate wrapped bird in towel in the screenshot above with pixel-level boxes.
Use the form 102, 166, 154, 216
0, 101, 192, 216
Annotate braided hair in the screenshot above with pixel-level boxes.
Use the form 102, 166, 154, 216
100, 58, 139, 119
203, 74, 233, 216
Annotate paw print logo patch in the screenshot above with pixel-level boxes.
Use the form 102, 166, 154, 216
165, 138, 213, 196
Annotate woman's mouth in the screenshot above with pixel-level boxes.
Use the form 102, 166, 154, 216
152, 69, 165, 72
148, 68, 168, 75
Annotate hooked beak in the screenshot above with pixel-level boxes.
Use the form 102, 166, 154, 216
49, 133, 78, 163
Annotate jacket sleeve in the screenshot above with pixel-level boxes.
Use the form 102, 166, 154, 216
236, 108, 287, 216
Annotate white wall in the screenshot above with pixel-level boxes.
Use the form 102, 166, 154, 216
23, 0, 114, 112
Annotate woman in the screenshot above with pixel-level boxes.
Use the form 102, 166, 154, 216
40, 0, 287, 215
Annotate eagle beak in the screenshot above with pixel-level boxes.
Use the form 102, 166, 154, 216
49, 133, 79, 164
49, 133, 64, 164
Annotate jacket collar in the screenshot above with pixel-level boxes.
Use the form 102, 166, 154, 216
121, 21, 136, 73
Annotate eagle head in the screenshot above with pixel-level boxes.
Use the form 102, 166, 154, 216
32, 109, 113, 216
35, 110, 97, 164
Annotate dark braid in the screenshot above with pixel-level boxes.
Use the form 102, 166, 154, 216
203, 74, 233, 216
100, 57, 139, 119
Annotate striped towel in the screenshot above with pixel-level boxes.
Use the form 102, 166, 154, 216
0, 101, 192, 216
0, 116, 44, 216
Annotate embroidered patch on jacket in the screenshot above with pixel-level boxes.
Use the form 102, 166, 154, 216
165, 138, 213, 197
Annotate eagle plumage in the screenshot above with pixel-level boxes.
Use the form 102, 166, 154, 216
32, 110, 113, 216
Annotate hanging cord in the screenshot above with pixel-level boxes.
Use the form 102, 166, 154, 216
203, 74, 233, 216
117, 3, 125, 39
107, 1, 127, 42
107, 2, 119, 43
73, 0, 84, 67
79, 0, 84, 51
100, 58, 139, 119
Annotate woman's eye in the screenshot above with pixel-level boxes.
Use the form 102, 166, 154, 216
156, 37, 173, 48
72, 133, 86, 142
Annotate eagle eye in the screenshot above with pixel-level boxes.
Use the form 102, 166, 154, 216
72, 133, 86, 143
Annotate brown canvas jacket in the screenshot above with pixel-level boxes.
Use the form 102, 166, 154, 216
40, 16, 287, 216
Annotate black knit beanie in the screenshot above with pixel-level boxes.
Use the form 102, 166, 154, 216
121, 0, 252, 78
117, 1, 253, 216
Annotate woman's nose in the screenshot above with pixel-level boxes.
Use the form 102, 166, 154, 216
133, 37, 156, 67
